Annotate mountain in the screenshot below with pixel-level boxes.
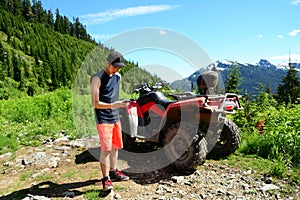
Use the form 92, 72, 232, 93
170, 59, 299, 96
257, 59, 277, 69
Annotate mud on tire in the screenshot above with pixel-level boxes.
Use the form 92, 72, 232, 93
164, 122, 208, 170
207, 118, 241, 160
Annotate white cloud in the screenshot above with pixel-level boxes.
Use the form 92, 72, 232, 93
289, 29, 300, 37
277, 35, 284, 39
269, 54, 300, 62
257, 34, 263, 39
91, 34, 115, 41
243, 34, 263, 44
291, 0, 300, 5
80, 5, 179, 25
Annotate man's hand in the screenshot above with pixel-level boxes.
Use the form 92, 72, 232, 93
113, 100, 128, 108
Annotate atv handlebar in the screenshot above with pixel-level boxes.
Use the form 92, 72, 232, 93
133, 82, 166, 94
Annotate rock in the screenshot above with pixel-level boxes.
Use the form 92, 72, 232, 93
264, 176, 273, 184
0, 152, 13, 159
158, 196, 166, 200
260, 184, 279, 192
62, 191, 75, 198
236, 196, 247, 200
216, 188, 226, 195
171, 176, 190, 185
68, 140, 86, 148
114, 193, 122, 199
23, 194, 51, 200
53, 136, 70, 143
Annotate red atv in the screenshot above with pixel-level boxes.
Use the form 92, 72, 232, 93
120, 81, 242, 171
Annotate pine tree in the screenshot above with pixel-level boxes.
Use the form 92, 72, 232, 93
0, 41, 4, 63
46, 10, 54, 28
12, 53, 21, 82
54, 8, 63, 33
35, 0, 47, 24
225, 62, 242, 94
63, 16, 71, 34
31, 0, 39, 22
277, 63, 300, 104
73, 17, 81, 39
23, 0, 33, 22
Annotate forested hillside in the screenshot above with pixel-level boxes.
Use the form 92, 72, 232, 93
0, 0, 161, 100
0, 7, 95, 98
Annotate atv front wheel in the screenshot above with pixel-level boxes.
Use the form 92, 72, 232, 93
207, 118, 241, 159
164, 122, 207, 170
122, 131, 136, 151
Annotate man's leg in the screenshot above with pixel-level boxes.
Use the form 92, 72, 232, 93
100, 150, 113, 190
96, 123, 115, 190
109, 148, 118, 170
109, 122, 129, 181
100, 150, 110, 177
109, 147, 129, 181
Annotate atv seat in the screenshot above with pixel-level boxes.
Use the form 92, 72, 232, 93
138, 91, 175, 109
169, 92, 199, 100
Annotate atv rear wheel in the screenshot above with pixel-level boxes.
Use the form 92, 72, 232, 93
164, 122, 207, 170
207, 118, 241, 159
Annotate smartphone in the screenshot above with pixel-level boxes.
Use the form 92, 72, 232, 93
122, 99, 131, 103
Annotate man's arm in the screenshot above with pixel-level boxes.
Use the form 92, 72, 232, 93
91, 76, 126, 109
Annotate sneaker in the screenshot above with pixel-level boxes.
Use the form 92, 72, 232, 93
102, 176, 113, 191
109, 169, 129, 181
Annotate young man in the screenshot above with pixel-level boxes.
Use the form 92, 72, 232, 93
91, 51, 129, 191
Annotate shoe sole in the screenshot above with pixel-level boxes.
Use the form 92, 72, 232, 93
103, 186, 113, 191
111, 177, 129, 181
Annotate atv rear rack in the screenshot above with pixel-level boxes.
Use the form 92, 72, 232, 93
168, 92, 243, 114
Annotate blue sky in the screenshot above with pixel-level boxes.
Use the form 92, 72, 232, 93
41, 0, 300, 81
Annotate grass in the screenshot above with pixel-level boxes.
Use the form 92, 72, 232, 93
113, 184, 124, 191
84, 189, 103, 200
219, 153, 273, 174
19, 169, 35, 181
218, 153, 300, 184
61, 170, 79, 179
33, 174, 54, 182
84, 186, 123, 200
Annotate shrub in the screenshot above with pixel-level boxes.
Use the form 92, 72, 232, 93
0, 88, 76, 154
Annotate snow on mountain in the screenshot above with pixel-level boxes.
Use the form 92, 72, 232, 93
215, 59, 254, 71
276, 63, 289, 70
217, 59, 233, 65
215, 59, 299, 71
290, 63, 300, 71
257, 59, 277, 69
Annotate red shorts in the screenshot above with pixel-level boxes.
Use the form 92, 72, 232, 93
96, 121, 123, 151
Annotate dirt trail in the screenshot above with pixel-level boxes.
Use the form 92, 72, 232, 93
0, 137, 298, 200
